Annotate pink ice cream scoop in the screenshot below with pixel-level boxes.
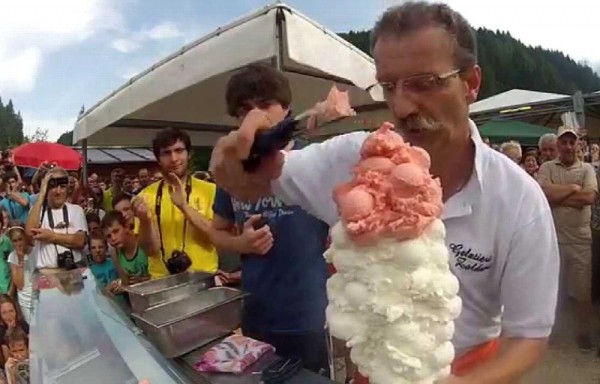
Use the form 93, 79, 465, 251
333, 122, 443, 244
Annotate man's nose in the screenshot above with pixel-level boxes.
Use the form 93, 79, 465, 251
387, 89, 419, 121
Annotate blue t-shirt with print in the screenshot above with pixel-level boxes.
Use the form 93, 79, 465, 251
90, 258, 119, 289
1, 193, 30, 224
213, 189, 329, 335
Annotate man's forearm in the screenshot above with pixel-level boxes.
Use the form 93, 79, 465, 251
211, 228, 251, 254
9, 193, 28, 207
459, 338, 547, 384
559, 190, 596, 208
51, 232, 86, 250
541, 184, 578, 203
181, 204, 213, 236
25, 198, 44, 236
137, 216, 160, 256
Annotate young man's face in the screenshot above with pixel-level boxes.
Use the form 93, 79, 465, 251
9, 340, 28, 361
6, 178, 17, 192
158, 139, 189, 178
104, 222, 128, 249
88, 221, 101, 237
90, 239, 107, 264
235, 100, 288, 126
114, 199, 134, 227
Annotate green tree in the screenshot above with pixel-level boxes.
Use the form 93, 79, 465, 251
338, 28, 600, 99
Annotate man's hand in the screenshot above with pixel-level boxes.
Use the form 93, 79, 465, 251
166, 173, 187, 209
39, 172, 53, 197
239, 214, 274, 255
438, 374, 466, 384
131, 196, 151, 221
128, 275, 150, 285
210, 108, 286, 202
30, 228, 55, 243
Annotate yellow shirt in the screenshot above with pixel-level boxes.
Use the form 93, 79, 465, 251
103, 189, 114, 212
136, 178, 218, 278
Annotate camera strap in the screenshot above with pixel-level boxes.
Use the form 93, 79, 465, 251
45, 204, 70, 258
155, 176, 192, 266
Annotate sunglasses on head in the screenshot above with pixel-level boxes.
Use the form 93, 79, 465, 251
48, 177, 69, 189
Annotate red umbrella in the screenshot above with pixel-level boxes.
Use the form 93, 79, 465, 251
12, 142, 82, 170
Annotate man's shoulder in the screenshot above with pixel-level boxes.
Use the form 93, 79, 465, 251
480, 145, 549, 209
191, 177, 216, 195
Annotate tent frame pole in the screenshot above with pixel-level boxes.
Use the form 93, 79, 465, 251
82, 139, 88, 187
274, 7, 285, 71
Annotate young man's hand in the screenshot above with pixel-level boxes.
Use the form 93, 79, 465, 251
239, 215, 274, 255
166, 173, 187, 209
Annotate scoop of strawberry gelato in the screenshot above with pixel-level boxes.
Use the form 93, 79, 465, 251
333, 122, 443, 244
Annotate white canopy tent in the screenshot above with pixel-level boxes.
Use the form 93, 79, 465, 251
73, 3, 391, 150
469, 89, 569, 115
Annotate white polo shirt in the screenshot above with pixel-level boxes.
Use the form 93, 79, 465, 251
272, 121, 559, 356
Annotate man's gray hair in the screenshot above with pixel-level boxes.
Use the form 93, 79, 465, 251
371, 1, 477, 69
538, 133, 557, 148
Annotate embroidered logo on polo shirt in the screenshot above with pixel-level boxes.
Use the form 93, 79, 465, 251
449, 243, 492, 272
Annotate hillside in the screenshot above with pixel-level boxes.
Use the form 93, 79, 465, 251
340, 28, 600, 99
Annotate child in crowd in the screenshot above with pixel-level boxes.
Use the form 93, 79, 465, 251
6, 228, 33, 323
0, 212, 12, 262
101, 211, 150, 286
4, 327, 28, 384
88, 234, 119, 296
0, 296, 28, 369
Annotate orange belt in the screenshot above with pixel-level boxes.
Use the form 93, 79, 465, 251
353, 339, 499, 383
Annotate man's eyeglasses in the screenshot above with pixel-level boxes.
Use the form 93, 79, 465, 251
367, 69, 462, 96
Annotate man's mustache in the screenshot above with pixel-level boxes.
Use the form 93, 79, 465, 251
396, 115, 440, 132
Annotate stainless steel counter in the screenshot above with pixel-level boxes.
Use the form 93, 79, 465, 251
30, 269, 334, 384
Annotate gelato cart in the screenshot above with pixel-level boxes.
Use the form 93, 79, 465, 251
30, 269, 334, 384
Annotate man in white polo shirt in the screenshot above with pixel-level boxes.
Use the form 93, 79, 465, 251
211, 2, 559, 383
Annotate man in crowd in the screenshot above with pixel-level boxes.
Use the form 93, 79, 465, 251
25, 167, 87, 270
136, 128, 218, 278
136, 168, 151, 193
537, 126, 598, 352
538, 133, 558, 164
103, 168, 125, 212
1, 171, 30, 225
211, 2, 559, 383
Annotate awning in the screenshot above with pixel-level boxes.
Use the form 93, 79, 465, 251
73, 3, 390, 147
73, 147, 155, 164
479, 120, 556, 146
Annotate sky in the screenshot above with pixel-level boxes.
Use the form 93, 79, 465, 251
0, 0, 599, 141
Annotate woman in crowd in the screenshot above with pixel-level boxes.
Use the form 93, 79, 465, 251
6, 227, 34, 323
521, 150, 539, 178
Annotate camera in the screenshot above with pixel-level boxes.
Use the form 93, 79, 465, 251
165, 250, 191, 275
57, 250, 77, 271
47, 177, 68, 190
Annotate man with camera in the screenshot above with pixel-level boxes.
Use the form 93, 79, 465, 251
25, 168, 87, 271
135, 128, 217, 278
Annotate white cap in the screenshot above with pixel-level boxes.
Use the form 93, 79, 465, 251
557, 125, 578, 139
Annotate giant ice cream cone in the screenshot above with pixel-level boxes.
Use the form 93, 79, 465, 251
326, 122, 462, 384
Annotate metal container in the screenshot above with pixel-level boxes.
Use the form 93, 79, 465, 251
132, 287, 247, 358
125, 271, 215, 314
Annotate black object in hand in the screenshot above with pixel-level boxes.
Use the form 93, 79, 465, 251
241, 117, 299, 173
251, 216, 269, 230
262, 357, 303, 384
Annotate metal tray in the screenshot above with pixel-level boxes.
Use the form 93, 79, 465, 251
125, 271, 215, 314
132, 287, 247, 358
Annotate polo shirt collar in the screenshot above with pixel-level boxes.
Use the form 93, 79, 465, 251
442, 119, 485, 220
